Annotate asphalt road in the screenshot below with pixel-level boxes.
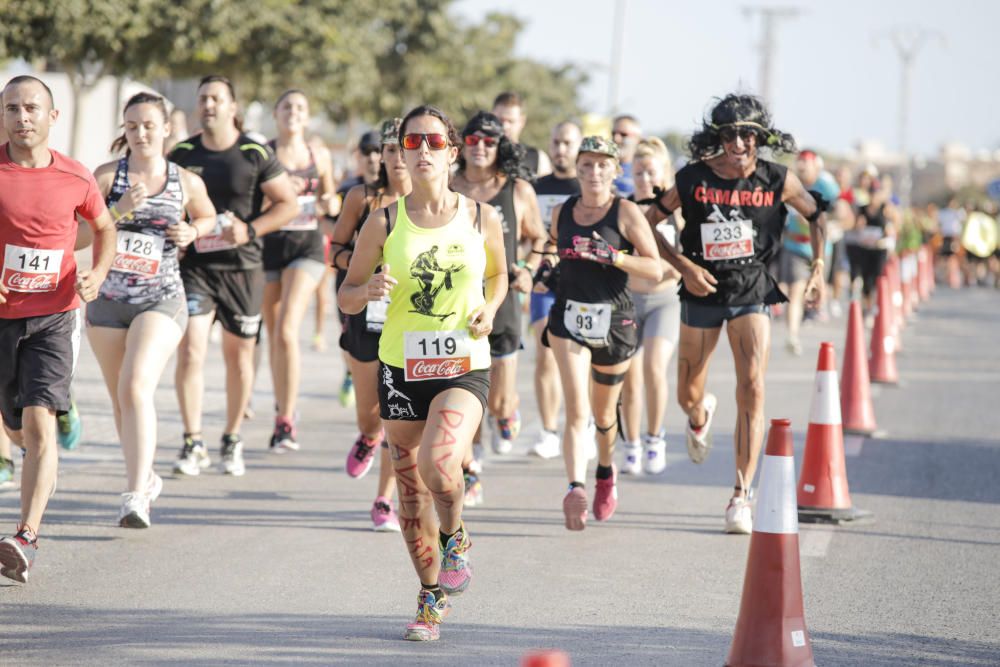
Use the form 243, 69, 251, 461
2, 286, 998, 666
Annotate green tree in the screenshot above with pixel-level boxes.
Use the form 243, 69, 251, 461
0, 0, 584, 157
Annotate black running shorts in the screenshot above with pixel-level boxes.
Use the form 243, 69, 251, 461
182, 264, 264, 338
0, 310, 80, 431
377, 363, 489, 421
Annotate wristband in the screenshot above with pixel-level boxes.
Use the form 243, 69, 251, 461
110, 205, 123, 222
613, 251, 625, 267
245, 222, 257, 242
810, 258, 825, 270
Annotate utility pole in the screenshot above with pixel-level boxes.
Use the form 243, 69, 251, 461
742, 6, 801, 110
607, 0, 627, 116
881, 26, 945, 208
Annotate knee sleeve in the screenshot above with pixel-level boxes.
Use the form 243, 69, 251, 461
591, 368, 626, 386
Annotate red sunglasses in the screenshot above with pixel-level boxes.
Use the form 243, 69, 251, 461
401, 133, 449, 150
464, 135, 498, 147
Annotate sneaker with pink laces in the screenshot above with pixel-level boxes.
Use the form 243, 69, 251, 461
593, 465, 618, 521
563, 486, 588, 531
370, 496, 401, 532
346, 432, 381, 479
438, 523, 473, 595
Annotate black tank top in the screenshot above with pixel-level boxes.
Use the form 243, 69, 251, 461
534, 174, 580, 229
675, 159, 788, 305
556, 196, 633, 305
860, 203, 887, 229
488, 177, 521, 331
263, 141, 324, 270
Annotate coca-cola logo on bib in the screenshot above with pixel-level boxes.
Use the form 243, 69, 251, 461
705, 240, 754, 260
113, 255, 159, 276
3, 270, 58, 292
406, 357, 470, 380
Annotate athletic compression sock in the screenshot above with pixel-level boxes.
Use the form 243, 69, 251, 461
596, 464, 614, 480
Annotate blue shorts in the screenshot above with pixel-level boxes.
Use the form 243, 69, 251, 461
680, 301, 770, 329
529, 291, 556, 325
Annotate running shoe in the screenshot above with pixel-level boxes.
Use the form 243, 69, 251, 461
346, 432, 380, 479
404, 588, 451, 641
471, 443, 485, 470
269, 418, 300, 454
786, 338, 803, 356
584, 419, 598, 461
219, 435, 246, 476
438, 522, 473, 595
642, 432, 667, 475
685, 393, 717, 465
563, 486, 588, 531
339, 372, 355, 408
593, 465, 618, 522
490, 412, 516, 455
146, 471, 163, 504
173, 436, 210, 476
56, 400, 82, 451
118, 492, 151, 528
370, 496, 401, 532
530, 429, 561, 459
621, 441, 642, 475
463, 470, 483, 507
0, 527, 37, 583
0, 457, 14, 490
725, 493, 754, 535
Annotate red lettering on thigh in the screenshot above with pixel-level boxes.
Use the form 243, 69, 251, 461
439, 409, 463, 428
395, 463, 420, 497
401, 517, 422, 532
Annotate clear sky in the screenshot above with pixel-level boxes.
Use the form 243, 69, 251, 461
455, 0, 997, 158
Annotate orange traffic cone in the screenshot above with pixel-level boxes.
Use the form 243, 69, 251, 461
798, 342, 873, 525
841, 301, 877, 435
522, 650, 571, 667
918, 246, 932, 301
869, 276, 899, 385
902, 253, 917, 313
886, 254, 905, 329
725, 419, 814, 667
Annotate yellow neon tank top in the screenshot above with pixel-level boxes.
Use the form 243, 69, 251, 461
378, 194, 491, 376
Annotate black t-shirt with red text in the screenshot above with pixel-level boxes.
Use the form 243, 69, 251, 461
675, 159, 788, 306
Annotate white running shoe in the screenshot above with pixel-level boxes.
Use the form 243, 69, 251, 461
220, 439, 246, 477
584, 419, 598, 461
173, 439, 210, 477
118, 492, 151, 528
145, 472, 163, 504
471, 443, 485, 471
530, 430, 560, 459
642, 433, 667, 475
725, 493, 753, 534
621, 441, 642, 475
685, 393, 717, 464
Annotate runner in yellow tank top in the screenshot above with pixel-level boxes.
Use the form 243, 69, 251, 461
338, 105, 507, 643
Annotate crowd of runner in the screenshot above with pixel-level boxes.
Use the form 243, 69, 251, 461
0, 73, 991, 640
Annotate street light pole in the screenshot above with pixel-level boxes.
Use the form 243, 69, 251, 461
882, 27, 945, 208
742, 5, 801, 110
607, 0, 627, 116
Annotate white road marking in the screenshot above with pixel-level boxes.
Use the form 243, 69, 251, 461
845, 435, 865, 457
800, 526, 835, 558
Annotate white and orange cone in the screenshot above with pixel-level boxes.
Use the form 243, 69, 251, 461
798, 343, 873, 525
841, 301, 878, 435
725, 419, 814, 667
869, 276, 899, 385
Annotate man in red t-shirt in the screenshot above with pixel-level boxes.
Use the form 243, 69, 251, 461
0, 76, 116, 583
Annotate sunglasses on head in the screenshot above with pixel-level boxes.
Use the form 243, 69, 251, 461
464, 134, 498, 147
401, 133, 450, 150
718, 126, 759, 143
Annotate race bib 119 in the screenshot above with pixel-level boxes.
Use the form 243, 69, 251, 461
403, 330, 472, 381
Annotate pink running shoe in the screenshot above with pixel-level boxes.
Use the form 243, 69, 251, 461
404, 588, 451, 641
438, 523, 473, 595
346, 432, 381, 479
370, 496, 401, 532
593, 465, 618, 521
563, 486, 588, 531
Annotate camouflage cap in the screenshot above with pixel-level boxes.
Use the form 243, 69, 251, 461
578, 135, 620, 160
380, 118, 402, 146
